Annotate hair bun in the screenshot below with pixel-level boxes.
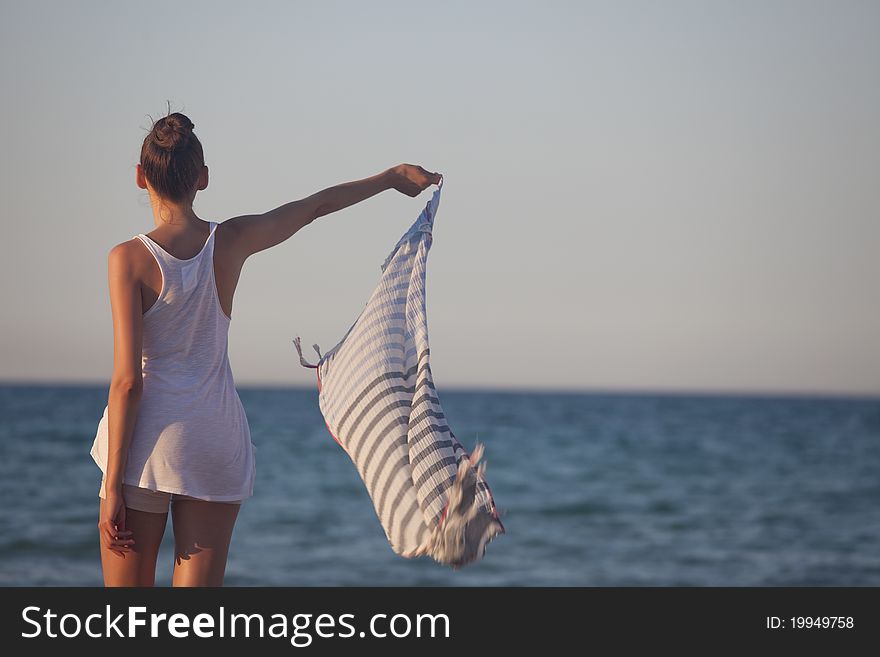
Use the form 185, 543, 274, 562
154, 112, 195, 150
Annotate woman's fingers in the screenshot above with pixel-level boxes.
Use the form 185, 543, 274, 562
415, 166, 437, 187
103, 538, 131, 558
100, 521, 135, 558
419, 171, 441, 190
392, 164, 442, 196
105, 535, 134, 558
110, 528, 135, 547
100, 523, 129, 540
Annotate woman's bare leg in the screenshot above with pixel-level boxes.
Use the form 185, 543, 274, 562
170, 499, 240, 587
99, 499, 168, 586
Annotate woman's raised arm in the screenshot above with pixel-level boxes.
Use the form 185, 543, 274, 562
224, 164, 442, 260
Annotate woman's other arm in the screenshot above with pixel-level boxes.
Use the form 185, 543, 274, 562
224, 164, 442, 260
99, 242, 145, 555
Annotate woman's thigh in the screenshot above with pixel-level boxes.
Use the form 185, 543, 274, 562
99, 499, 168, 587
170, 498, 241, 587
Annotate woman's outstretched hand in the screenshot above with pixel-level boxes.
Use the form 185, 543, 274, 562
387, 164, 442, 197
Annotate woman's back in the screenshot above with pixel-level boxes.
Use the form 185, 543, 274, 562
90, 220, 256, 501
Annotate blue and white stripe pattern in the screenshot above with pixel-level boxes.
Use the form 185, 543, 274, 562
294, 179, 504, 569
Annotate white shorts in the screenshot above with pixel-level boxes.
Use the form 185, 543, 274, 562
99, 477, 243, 514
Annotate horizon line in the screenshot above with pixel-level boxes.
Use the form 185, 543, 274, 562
1, 377, 878, 402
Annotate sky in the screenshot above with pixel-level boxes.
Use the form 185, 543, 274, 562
0, 0, 878, 396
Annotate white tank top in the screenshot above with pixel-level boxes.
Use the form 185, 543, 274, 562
90, 221, 256, 501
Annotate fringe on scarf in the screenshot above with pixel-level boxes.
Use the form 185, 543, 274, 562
293, 336, 322, 369
416, 442, 506, 570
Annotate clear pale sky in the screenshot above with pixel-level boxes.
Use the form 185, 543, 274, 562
1, 1, 878, 396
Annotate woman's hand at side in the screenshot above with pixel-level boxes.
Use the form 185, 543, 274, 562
99, 491, 135, 558
387, 164, 442, 197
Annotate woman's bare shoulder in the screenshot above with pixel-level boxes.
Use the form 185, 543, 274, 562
108, 238, 136, 259
108, 237, 151, 274
213, 217, 250, 267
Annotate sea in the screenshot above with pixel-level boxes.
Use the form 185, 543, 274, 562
0, 383, 878, 586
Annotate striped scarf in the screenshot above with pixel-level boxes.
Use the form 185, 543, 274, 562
294, 179, 505, 569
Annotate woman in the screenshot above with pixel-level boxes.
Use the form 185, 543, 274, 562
90, 110, 442, 587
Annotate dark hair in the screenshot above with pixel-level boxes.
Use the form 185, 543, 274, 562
140, 105, 205, 204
